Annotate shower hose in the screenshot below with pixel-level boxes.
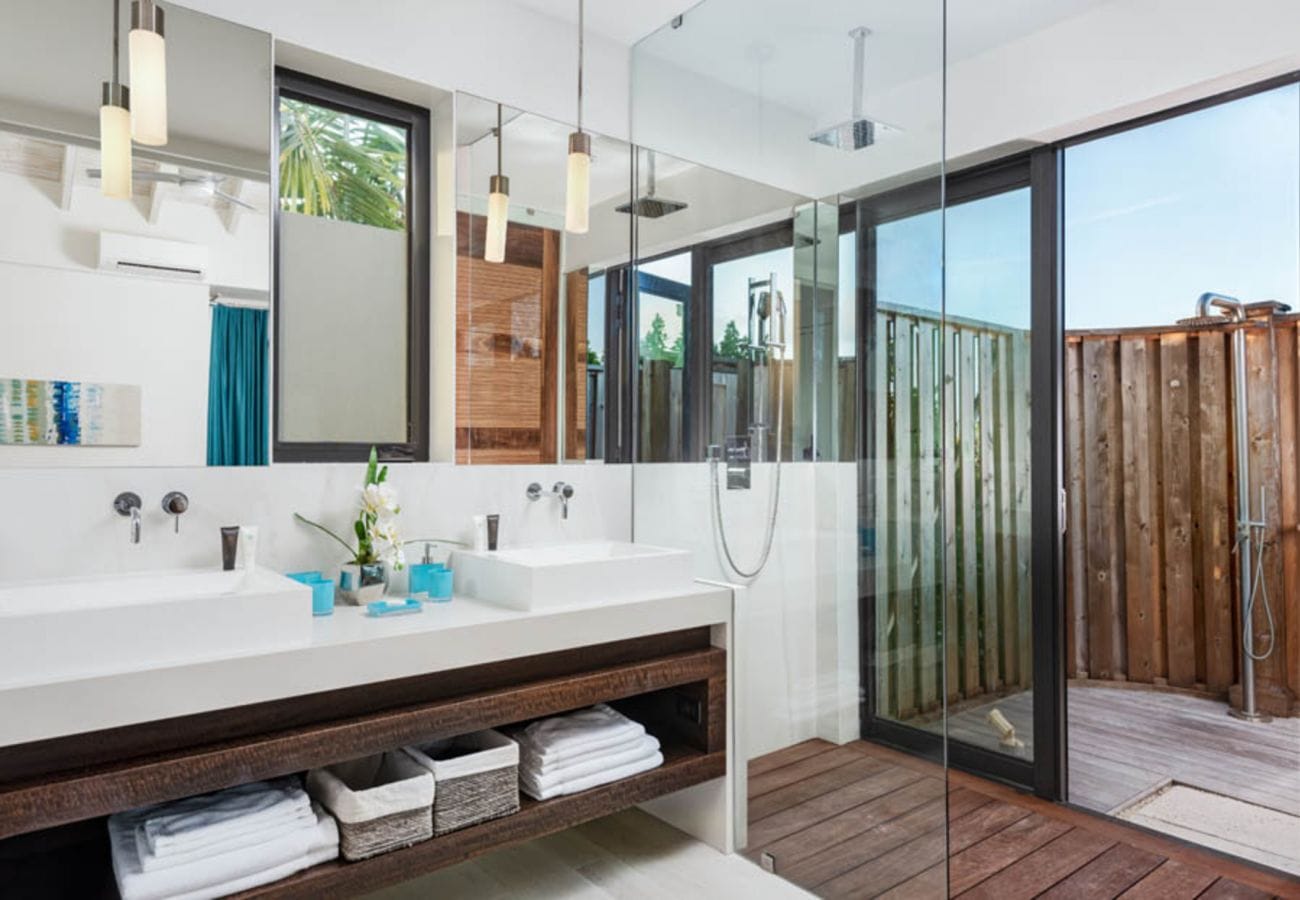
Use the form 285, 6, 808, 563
1243, 523, 1277, 662
710, 338, 785, 581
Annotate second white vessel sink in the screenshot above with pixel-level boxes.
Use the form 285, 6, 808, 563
451, 541, 694, 610
0, 567, 312, 687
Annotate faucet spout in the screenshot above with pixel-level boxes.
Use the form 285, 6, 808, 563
114, 491, 143, 544
552, 481, 575, 520
130, 507, 142, 544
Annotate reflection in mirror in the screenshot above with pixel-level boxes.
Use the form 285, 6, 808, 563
0, 127, 271, 466
455, 93, 631, 465
274, 70, 429, 462
0, 2, 272, 467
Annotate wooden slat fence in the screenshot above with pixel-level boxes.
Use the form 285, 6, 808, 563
874, 304, 1033, 719
1065, 318, 1300, 715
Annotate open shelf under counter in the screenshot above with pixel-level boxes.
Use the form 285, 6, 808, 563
231, 743, 725, 899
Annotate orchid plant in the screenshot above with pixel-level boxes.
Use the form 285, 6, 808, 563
293, 447, 409, 570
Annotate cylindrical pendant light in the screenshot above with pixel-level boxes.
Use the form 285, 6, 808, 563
129, 0, 167, 146
484, 104, 510, 264
564, 0, 590, 234
100, 0, 132, 199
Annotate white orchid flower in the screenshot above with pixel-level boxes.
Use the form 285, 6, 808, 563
360, 482, 400, 517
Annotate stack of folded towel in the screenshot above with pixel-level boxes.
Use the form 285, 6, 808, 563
107, 776, 339, 900
511, 704, 663, 800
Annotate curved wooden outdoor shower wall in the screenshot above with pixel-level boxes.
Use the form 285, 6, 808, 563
1064, 315, 1300, 717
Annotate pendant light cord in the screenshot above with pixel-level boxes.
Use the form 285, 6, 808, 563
112, 0, 121, 86
496, 103, 503, 177
576, 0, 584, 133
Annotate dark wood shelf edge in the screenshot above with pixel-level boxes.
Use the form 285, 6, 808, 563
230, 745, 726, 899
0, 647, 725, 840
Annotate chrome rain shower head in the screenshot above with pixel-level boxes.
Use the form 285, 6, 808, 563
616, 150, 688, 218
810, 27, 898, 151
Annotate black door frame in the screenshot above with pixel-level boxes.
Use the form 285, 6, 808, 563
856, 150, 1066, 800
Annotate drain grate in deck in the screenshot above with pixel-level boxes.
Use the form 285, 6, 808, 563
1117, 783, 1300, 876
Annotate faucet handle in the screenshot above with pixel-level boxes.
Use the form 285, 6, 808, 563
113, 492, 142, 516
553, 481, 574, 499
162, 491, 189, 533
526, 482, 543, 502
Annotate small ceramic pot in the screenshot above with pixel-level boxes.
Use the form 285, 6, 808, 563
338, 562, 386, 605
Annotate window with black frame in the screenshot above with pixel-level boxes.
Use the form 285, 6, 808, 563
273, 69, 430, 462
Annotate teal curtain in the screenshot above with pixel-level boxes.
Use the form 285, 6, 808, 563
207, 305, 268, 466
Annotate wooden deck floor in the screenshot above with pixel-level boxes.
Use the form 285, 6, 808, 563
937, 685, 1300, 816
746, 738, 1300, 899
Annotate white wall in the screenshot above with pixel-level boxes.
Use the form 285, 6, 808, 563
278, 213, 407, 443
0, 169, 269, 466
181, 0, 632, 143
633, 462, 858, 761
0, 463, 631, 583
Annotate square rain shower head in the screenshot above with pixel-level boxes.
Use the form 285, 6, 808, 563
810, 117, 896, 151
614, 196, 689, 218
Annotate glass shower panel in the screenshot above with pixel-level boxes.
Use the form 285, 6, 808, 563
632, 1, 947, 896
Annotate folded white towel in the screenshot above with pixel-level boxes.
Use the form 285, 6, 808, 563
110, 802, 335, 900
166, 826, 338, 900
519, 730, 652, 773
514, 704, 645, 762
137, 778, 311, 859
134, 805, 316, 873
520, 750, 664, 801
520, 735, 662, 791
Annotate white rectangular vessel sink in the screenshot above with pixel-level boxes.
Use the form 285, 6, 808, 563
451, 541, 694, 611
0, 568, 312, 687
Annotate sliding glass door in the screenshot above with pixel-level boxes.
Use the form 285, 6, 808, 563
860, 160, 1062, 795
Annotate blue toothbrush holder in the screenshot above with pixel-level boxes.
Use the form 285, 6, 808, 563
288, 571, 336, 617
427, 568, 454, 602
409, 562, 446, 600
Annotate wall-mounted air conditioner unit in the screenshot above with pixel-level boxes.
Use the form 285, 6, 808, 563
97, 231, 210, 282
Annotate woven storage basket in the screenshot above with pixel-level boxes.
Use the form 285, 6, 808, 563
306, 750, 433, 860
406, 730, 520, 835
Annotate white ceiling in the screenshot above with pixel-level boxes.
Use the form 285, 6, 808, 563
506, 0, 694, 45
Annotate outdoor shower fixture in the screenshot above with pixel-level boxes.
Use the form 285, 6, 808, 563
708, 274, 787, 580
1178, 292, 1284, 722
810, 27, 899, 151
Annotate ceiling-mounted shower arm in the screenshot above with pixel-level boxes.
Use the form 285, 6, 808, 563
850, 27, 870, 121
645, 150, 657, 199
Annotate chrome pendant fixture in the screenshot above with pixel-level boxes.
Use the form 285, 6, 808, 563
100, 0, 133, 199
484, 104, 510, 264
129, 0, 167, 146
564, 0, 590, 234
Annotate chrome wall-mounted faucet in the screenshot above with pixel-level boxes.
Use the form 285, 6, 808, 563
114, 492, 143, 544
526, 481, 576, 519
162, 491, 189, 533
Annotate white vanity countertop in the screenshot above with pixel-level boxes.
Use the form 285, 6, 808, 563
0, 584, 733, 747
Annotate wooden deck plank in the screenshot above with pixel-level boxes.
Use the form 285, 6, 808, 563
1036, 842, 1164, 899
748, 739, 836, 778
946, 813, 1072, 895
747, 755, 889, 824
1117, 859, 1220, 899
746, 766, 923, 852
746, 746, 870, 799
766, 780, 945, 881
1198, 878, 1279, 900
814, 825, 945, 899
957, 827, 1115, 899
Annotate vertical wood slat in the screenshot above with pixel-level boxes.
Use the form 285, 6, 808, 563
1012, 332, 1033, 689
943, 326, 961, 702
1120, 337, 1160, 684
893, 320, 917, 718
1280, 323, 1300, 707
916, 323, 940, 712
995, 333, 1019, 689
1196, 332, 1234, 691
958, 332, 980, 696
1082, 338, 1126, 680
1065, 340, 1090, 678
978, 335, 1002, 692
874, 313, 895, 717
1160, 334, 1197, 687
1244, 325, 1287, 701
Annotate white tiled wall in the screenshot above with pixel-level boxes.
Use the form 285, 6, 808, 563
632, 462, 860, 761
0, 463, 630, 582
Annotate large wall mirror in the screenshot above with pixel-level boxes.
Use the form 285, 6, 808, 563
0, 0, 271, 467
455, 92, 630, 464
